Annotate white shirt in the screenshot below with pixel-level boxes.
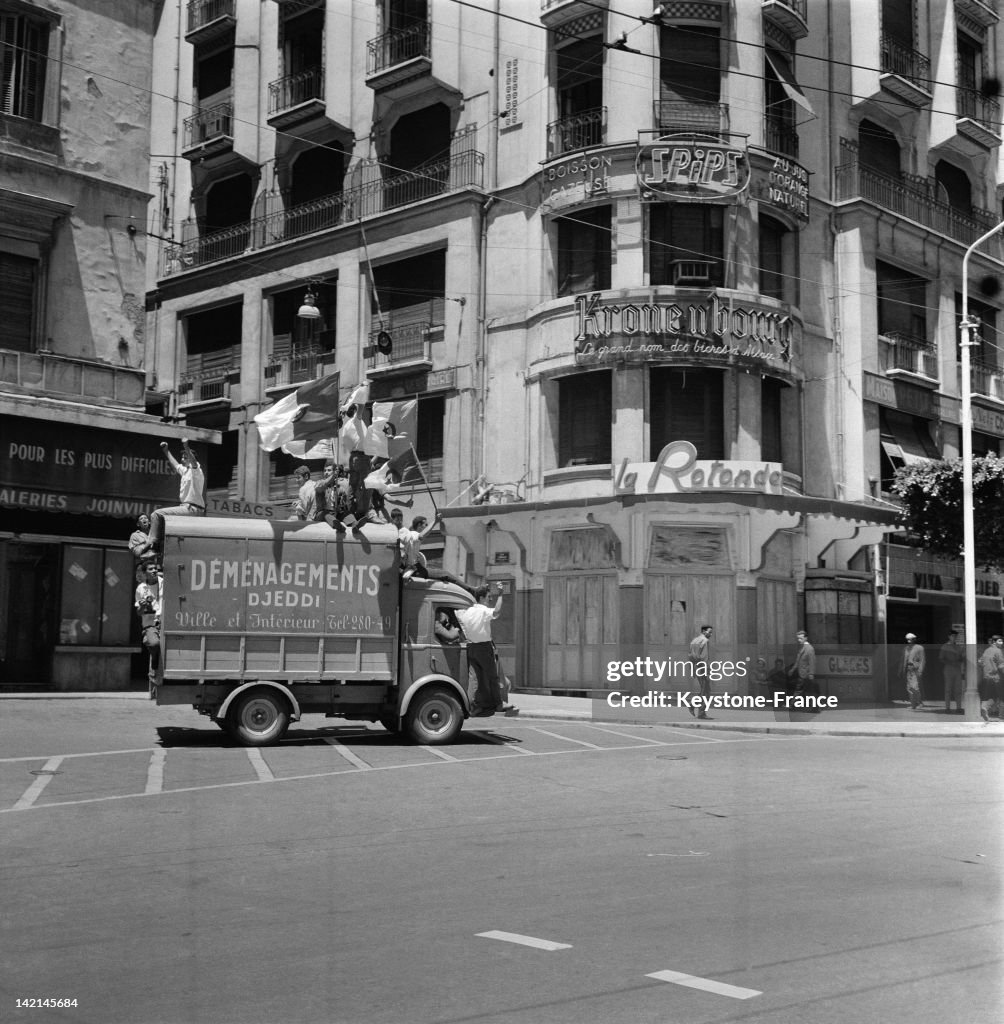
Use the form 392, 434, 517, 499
456, 603, 499, 643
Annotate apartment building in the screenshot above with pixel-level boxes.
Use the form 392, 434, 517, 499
0, 0, 218, 689
144, 0, 1003, 700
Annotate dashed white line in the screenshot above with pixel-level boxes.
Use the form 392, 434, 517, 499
145, 749, 166, 795
246, 748, 275, 782
323, 738, 372, 769
14, 756, 64, 810
477, 930, 572, 951
646, 969, 762, 1000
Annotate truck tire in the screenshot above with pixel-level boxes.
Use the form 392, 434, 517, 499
229, 690, 290, 746
404, 687, 463, 745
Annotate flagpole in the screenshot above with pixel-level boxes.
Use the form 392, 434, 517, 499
410, 443, 439, 517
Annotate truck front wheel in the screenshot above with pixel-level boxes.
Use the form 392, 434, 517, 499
404, 687, 463, 745
230, 690, 290, 746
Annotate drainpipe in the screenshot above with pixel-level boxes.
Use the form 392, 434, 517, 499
477, 195, 495, 482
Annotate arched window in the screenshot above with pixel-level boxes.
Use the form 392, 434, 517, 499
858, 120, 901, 178
935, 160, 972, 214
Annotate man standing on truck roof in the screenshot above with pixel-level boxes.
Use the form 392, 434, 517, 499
456, 583, 518, 717
136, 439, 205, 555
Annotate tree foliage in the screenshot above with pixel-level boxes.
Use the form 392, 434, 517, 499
892, 455, 1004, 570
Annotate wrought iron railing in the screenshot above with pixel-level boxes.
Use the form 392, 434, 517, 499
547, 107, 606, 158
162, 145, 484, 275
879, 332, 938, 379
956, 84, 1001, 134
655, 100, 729, 134
879, 33, 931, 91
366, 323, 432, 373
764, 116, 799, 157
971, 358, 1004, 401
264, 350, 336, 389
187, 0, 234, 35
268, 66, 324, 117
183, 102, 233, 150
367, 21, 431, 76
835, 143, 1000, 250
763, 0, 806, 17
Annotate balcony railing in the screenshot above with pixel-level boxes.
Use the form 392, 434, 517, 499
268, 66, 324, 118
264, 350, 336, 390
879, 332, 938, 380
0, 348, 146, 408
835, 143, 1001, 250
655, 100, 729, 135
183, 102, 233, 151
547, 107, 606, 158
177, 346, 240, 407
957, 84, 1002, 135
366, 21, 430, 77
187, 0, 235, 37
366, 323, 433, 375
880, 33, 931, 91
764, 116, 799, 158
764, 0, 806, 17
162, 144, 484, 275
971, 359, 1004, 401
672, 260, 714, 285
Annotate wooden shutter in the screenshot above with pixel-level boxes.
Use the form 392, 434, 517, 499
557, 206, 611, 296
650, 368, 725, 460
558, 371, 612, 467
0, 252, 37, 352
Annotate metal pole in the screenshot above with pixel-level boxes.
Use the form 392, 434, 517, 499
961, 220, 1004, 717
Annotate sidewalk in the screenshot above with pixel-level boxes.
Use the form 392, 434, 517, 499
1, 688, 1002, 737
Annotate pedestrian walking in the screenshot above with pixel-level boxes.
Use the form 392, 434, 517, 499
456, 583, 518, 718
978, 635, 1004, 724
939, 630, 965, 713
900, 633, 926, 709
788, 630, 819, 706
688, 624, 713, 718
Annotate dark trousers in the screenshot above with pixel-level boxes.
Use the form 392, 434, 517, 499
468, 641, 502, 711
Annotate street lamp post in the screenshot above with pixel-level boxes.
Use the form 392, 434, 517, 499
960, 220, 1004, 717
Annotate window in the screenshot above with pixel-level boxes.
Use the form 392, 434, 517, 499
556, 207, 611, 297
416, 395, 445, 482
935, 160, 972, 215
876, 261, 926, 342
955, 293, 998, 366
973, 432, 1000, 457
650, 368, 725, 460
0, 250, 37, 351
882, 0, 914, 49
282, 4, 323, 77
372, 249, 446, 329
858, 120, 901, 178
556, 36, 603, 118
1, 10, 49, 121
659, 25, 720, 104
557, 371, 611, 467
650, 205, 724, 287
761, 378, 785, 464
759, 216, 786, 301
196, 43, 233, 104
879, 408, 938, 490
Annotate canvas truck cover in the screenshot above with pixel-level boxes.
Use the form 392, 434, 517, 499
160, 518, 402, 683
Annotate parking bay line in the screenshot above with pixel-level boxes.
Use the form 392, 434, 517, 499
477, 930, 572, 951
646, 969, 761, 1000
246, 748, 275, 782
13, 756, 65, 810
323, 738, 372, 770
527, 726, 605, 749
145, 749, 166, 795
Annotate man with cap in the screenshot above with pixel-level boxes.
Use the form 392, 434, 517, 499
900, 633, 926, 709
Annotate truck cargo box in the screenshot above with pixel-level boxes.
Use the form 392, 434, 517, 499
160, 518, 401, 684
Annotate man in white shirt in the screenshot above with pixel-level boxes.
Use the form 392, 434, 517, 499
137, 438, 206, 554
134, 562, 164, 696
456, 583, 518, 717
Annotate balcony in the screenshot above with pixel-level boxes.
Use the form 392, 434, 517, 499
956, 85, 1002, 151
365, 324, 433, 378
540, 0, 609, 25
264, 348, 336, 392
177, 346, 240, 410
879, 333, 938, 385
878, 34, 932, 107
971, 359, 1004, 402
182, 102, 234, 160
0, 348, 146, 409
655, 100, 729, 137
366, 21, 431, 91
185, 0, 235, 46
761, 0, 808, 40
161, 142, 484, 276
267, 67, 325, 130
955, 0, 999, 28
764, 116, 799, 158
547, 107, 606, 159
672, 260, 714, 286
835, 144, 1001, 250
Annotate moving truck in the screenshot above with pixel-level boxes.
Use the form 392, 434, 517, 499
155, 517, 479, 745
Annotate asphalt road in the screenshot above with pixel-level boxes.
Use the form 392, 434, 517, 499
2, 701, 1002, 1024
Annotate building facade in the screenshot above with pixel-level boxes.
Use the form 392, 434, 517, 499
0, 0, 219, 689
138, 0, 1002, 699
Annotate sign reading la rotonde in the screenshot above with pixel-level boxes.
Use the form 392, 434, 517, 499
614, 440, 784, 497
573, 292, 794, 368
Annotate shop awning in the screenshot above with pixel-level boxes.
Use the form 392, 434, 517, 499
765, 50, 815, 115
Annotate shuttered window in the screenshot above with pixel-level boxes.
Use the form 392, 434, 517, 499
556, 36, 603, 115
877, 261, 927, 341
858, 120, 901, 178
1, 12, 48, 121
0, 251, 37, 352
759, 216, 785, 300
558, 371, 611, 467
557, 206, 611, 297
650, 368, 724, 460
761, 377, 785, 464
659, 25, 720, 103
649, 204, 724, 287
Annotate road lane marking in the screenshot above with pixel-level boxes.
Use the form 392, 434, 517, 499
477, 930, 572, 951
145, 749, 166, 795
646, 969, 761, 999
14, 757, 65, 810
528, 726, 604, 749
323, 738, 372, 769
246, 748, 274, 782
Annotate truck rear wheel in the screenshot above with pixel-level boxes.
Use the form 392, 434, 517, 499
230, 690, 290, 746
404, 687, 463, 745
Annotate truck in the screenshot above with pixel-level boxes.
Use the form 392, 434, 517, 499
154, 516, 480, 745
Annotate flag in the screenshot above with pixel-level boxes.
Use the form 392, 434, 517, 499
253, 374, 341, 452
366, 399, 418, 459
281, 437, 335, 461
340, 381, 370, 412
387, 442, 428, 487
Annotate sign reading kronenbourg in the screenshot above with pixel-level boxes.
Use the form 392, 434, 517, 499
614, 440, 784, 497
636, 135, 750, 202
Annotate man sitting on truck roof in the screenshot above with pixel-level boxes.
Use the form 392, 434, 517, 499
400, 513, 439, 579
136, 439, 205, 555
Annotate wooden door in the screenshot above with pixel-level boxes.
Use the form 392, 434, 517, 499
545, 573, 618, 689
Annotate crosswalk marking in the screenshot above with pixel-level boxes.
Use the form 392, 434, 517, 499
145, 749, 166, 795
14, 756, 64, 810
646, 969, 761, 999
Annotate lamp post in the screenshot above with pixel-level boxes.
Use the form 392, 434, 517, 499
960, 220, 1004, 717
